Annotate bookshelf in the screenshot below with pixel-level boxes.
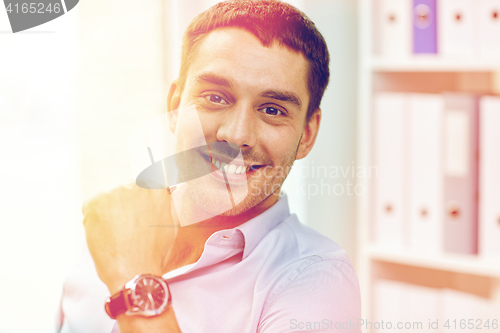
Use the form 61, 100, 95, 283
366, 246, 500, 279
356, 0, 500, 328
370, 58, 500, 72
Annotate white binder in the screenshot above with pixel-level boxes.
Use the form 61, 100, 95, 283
408, 93, 444, 254
479, 96, 500, 259
374, 280, 410, 331
442, 289, 493, 333
478, 0, 500, 59
373, 93, 408, 249
407, 284, 442, 330
439, 0, 479, 58
374, 0, 412, 58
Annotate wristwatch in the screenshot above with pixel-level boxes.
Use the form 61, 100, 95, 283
105, 274, 171, 319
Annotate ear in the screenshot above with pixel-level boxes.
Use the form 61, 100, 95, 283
167, 80, 181, 133
295, 109, 321, 160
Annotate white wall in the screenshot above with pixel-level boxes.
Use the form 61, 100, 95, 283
77, 0, 167, 200
0, 0, 167, 331
299, 0, 359, 265
0, 8, 81, 333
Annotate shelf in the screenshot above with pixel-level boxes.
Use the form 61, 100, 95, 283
357, 0, 500, 326
368, 57, 500, 72
366, 245, 500, 278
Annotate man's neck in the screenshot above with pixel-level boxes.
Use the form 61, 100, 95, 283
162, 192, 280, 274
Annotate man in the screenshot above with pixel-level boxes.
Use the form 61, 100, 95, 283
59, 1, 361, 332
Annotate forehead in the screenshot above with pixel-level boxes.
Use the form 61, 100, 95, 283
185, 27, 310, 105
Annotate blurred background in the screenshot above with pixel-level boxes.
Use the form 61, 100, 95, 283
0, 0, 499, 332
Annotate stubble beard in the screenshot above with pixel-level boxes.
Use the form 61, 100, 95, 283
186, 148, 296, 217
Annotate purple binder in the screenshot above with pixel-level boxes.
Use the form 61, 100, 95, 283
413, 0, 438, 54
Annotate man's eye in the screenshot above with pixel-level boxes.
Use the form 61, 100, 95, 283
204, 94, 228, 104
259, 107, 282, 116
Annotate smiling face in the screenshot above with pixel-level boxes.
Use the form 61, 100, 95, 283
167, 27, 321, 218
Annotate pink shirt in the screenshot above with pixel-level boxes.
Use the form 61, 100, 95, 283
59, 194, 361, 333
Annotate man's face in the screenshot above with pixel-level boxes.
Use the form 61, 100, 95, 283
168, 27, 320, 217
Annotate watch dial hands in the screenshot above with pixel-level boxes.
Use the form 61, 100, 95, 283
148, 292, 155, 309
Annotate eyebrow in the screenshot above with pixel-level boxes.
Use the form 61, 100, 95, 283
193, 72, 302, 108
260, 90, 302, 108
193, 73, 234, 88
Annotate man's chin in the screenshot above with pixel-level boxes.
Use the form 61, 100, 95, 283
187, 186, 263, 218
215, 199, 258, 217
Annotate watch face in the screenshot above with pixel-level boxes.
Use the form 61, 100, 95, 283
129, 275, 169, 316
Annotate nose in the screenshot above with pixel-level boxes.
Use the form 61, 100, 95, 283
216, 103, 257, 148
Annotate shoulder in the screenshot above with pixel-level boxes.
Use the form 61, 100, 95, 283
259, 213, 352, 263
253, 215, 361, 332
264, 254, 360, 309
258, 258, 361, 332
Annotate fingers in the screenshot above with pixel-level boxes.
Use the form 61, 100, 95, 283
81, 195, 99, 225
81, 200, 89, 218
166, 186, 177, 195
82, 180, 177, 229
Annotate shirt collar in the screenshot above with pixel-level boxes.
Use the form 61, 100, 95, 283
163, 193, 290, 279
236, 193, 290, 259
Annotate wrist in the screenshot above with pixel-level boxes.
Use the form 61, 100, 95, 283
106, 269, 164, 295
115, 306, 180, 333
105, 274, 171, 319
106, 275, 135, 295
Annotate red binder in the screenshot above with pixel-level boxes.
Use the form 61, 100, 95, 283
442, 93, 479, 254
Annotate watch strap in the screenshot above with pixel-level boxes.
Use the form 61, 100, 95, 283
105, 290, 129, 319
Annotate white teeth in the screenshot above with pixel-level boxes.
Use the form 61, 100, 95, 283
210, 157, 248, 174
